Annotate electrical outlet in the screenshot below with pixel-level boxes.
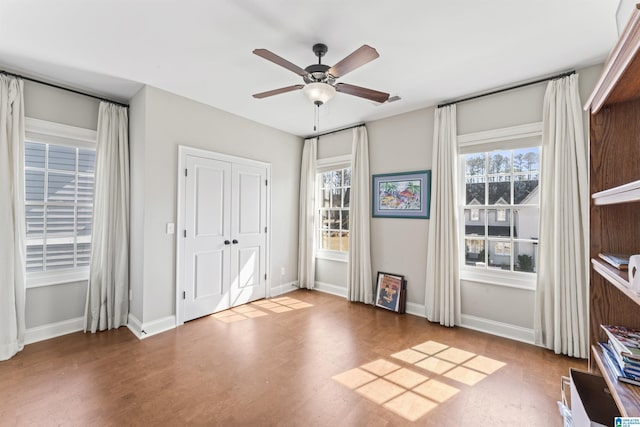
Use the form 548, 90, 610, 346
166, 223, 175, 234
280, 267, 286, 276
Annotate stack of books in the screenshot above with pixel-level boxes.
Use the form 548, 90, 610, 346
599, 325, 640, 386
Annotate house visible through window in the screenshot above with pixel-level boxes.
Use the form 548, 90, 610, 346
462, 147, 540, 273
23, 119, 97, 283
317, 166, 351, 255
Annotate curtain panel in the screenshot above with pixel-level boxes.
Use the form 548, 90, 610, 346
534, 74, 589, 358
0, 75, 26, 361
298, 138, 317, 289
425, 105, 460, 326
347, 126, 373, 303
85, 102, 130, 333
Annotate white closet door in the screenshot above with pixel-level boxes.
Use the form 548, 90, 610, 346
183, 155, 231, 321
229, 163, 267, 305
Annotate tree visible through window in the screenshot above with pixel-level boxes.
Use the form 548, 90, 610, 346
24, 141, 95, 272
463, 147, 540, 273
317, 167, 351, 253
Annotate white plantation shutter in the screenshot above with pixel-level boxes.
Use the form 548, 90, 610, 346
24, 140, 95, 273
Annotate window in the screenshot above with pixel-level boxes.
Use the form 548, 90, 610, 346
24, 118, 97, 286
316, 161, 351, 260
462, 146, 540, 275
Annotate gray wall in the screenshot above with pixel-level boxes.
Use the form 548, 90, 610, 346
129, 86, 302, 325
314, 64, 602, 335
23, 80, 99, 329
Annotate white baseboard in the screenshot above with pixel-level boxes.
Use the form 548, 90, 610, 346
460, 314, 535, 345
127, 313, 143, 339
24, 317, 84, 345
270, 281, 299, 297
127, 315, 176, 340
314, 281, 347, 298
405, 302, 425, 317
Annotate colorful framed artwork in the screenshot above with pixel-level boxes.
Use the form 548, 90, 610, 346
375, 272, 406, 313
372, 170, 431, 218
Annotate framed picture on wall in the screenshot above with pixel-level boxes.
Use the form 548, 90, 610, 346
375, 272, 406, 313
372, 170, 431, 219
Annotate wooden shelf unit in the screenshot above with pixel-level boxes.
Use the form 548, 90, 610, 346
586, 3, 640, 418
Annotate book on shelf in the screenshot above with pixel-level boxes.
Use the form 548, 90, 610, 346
601, 324, 640, 361
599, 341, 640, 387
598, 253, 630, 270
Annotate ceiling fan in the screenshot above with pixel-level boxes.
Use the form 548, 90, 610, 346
252, 43, 390, 105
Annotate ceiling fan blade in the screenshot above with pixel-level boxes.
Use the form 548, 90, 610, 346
328, 45, 380, 78
253, 85, 304, 99
335, 83, 389, 103
253, 49, 308, 77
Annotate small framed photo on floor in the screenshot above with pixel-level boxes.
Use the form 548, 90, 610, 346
375, 272, 406, 313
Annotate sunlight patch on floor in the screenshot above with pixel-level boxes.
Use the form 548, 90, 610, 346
212, 297, 314, 323
332, 340, 506, 422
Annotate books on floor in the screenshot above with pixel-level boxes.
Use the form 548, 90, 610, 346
599, 325, 640, 387
598, 253, 630, 270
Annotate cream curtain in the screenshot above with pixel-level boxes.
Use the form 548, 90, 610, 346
425, 105, 460, 327
0, 75, 26, 361
534, 74, 589, 358
85, 102, 130, 333
348, 127, 373, 303
298, 138, 317, 289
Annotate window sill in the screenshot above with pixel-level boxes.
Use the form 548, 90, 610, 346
316, 251, 348, 263
26, 268, 89, 288
460, 267, 536, 291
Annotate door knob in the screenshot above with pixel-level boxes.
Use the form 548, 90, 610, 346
224, 240, 231, 245
232, 239, 238, 244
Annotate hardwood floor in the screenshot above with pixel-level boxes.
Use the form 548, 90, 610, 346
0, 290, 585, 426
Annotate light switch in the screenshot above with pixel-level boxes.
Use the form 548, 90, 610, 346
166, 222, 175, 234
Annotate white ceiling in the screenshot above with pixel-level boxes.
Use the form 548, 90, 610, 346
0, 0, 620, 137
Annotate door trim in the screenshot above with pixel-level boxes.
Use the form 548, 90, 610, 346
176, 145, 271, 326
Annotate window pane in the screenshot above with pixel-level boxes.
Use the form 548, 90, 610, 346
77, 174, 94, 203
465, 238, 485, 266
465, 180, 485, 205
464, 208, 485, 236
45, 243, 75, 270
514, 207, 539, 240
322, 172, 332, 188
48, 145, 76, 171
465, 153, 485, 176
488, 179, 511, 204
46, 205, 75, 235
329, 231, 341, 251
25, 170, 45, 201
332, 188, 343, 208
78, 149, 95, 173
515, 241, 537, 273
488, 209, 511, 237
26, 205, 44, 237
321, 211, 329, 229
488, 240, 511, 270
321, 230, 330, 250
48, 172, 76, 201
341, 210, 349, 231
339, 231, 349, 252
26, 245, 44, 272
343, 168, 351, 187
343, 187, 350, 208
77, 206, 93, 236
488, 151, 510, 174
77, 243, 91, 267
322, 189, 330, 208
25, 142, 46, 168
329, 210, 339, 230
513, 147, 539, 173
514, 173, 539, 204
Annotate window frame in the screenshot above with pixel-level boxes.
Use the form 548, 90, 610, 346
315, 155, 351, 263
24, 118, 97, 288
457, 122, 542, 291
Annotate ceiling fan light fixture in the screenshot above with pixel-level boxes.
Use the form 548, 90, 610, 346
303, 82, 336, 106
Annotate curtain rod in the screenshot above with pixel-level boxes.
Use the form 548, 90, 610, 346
437, 70, 576, 109
305, 123, 365, 140
0, 69, 129, 108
